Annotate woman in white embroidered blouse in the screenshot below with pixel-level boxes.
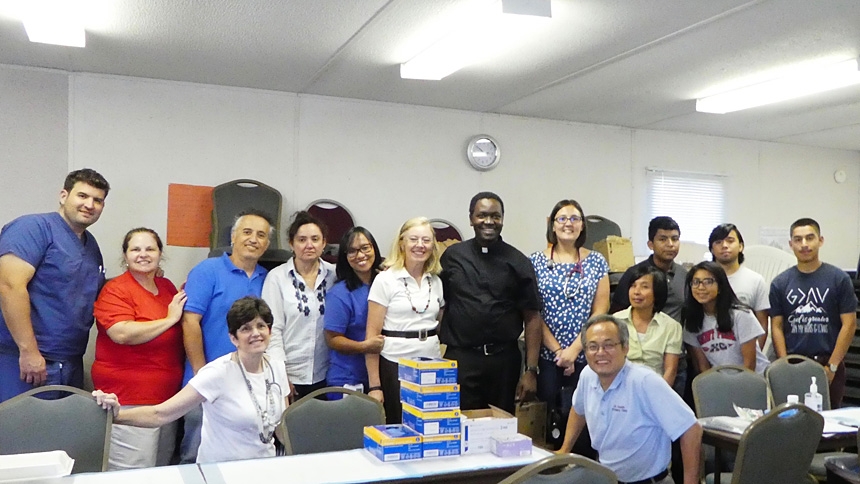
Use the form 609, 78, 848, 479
366, 217, 444, 423
262, 211, 336, 400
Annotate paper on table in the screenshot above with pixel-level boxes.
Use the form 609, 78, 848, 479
699, 416, 752, 434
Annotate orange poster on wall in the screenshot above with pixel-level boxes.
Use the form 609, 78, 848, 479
167, 184, 213, 247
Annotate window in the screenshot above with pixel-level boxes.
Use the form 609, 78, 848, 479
647, 169, 725, 245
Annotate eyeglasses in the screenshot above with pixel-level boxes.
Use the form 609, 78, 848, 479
585, 341, 622, 354
346, 244, 373, 258
691, 278, 716, 288
405, 236, 433, 246
555, 215, 583, 225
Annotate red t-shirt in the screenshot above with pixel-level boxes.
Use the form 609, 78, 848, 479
92, 271, 183, 404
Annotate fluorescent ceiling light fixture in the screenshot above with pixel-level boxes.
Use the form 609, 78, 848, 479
22, 0, 86, 47
400, 0, 551, 81
696, 58, 860, 114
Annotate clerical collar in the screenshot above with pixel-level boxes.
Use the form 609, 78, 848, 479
472, 236, 503, 254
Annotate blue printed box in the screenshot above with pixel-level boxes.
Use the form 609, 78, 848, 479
363, 425, 422, 462
398, 357, 458, 385
422, 433, 461, 458
400, 380, 460, 410
402, 404, 461, 436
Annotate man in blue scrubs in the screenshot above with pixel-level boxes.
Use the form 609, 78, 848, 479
0, 168, 110, 402
559, 314, 702, 484
178, 209, 272, 463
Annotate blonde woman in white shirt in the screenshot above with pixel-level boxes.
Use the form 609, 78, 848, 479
262, 211, 336, 400
366, 217, 444, 423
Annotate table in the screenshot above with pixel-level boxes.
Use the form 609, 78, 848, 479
25, 447, 549, 484
701, 409, 859, 484
199, 447, 553, 484
19, 464, 206, 484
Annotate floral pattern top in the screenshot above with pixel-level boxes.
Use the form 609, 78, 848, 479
530, 250, 609, 363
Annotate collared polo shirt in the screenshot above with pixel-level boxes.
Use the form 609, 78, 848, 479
573, 361, 696, 482
182, 253, 267, 384
0, 212, 104, 359
439, 237, 542, 347
614, 308, 682, 375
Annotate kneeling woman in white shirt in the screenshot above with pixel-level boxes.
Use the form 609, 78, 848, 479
682, 261, 769, 374
93, 297, 290, 463
366, 217, 444, 423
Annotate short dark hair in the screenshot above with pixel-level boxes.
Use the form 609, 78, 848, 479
336, 226, 383, 291
648, 216, 680, 241
469, 191, 504, 216
288, 210, 328, 243
64, 168, 110, 196
546, 199, 587, 248
582, 314, 630, 348
790, 218, 821, 236
122, 227, 163, 253
708, 223, 745, 264
628, 264, 668, 314
227, 297, 274, 336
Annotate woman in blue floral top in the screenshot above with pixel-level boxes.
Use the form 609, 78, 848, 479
530, 199, 609, 450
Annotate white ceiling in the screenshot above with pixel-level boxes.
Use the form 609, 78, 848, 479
2, 0, 860, 151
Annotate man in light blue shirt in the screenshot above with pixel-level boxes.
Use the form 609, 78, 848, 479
560, 314, 702, 484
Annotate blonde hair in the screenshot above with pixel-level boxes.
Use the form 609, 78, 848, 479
384, 217, 442, 275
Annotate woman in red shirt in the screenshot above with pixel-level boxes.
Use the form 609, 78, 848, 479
92, 227, 186, 469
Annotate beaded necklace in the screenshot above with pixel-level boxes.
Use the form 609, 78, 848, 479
402, 276, 432, 314
289, 265, 327, 317
236, 355, 282, 444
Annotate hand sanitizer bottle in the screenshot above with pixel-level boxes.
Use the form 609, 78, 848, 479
804, 376, 823, 412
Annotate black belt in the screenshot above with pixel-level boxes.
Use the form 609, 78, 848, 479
463, 341, 517, 356
619, 469, 669, 484
381, 328, 437, 341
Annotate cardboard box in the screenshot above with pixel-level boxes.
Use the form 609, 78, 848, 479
593, 236, 635, 273
400, 380, 460, 410
460, 406, 518, 454
363, 425, 422, 462
422, 433, 461, 458
398, 357, 458, 385
402, 404, 461, 435
516, 401, 547, 447
490, 434, 533, 457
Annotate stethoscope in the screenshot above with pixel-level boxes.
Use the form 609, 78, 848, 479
546, 246, 584, 299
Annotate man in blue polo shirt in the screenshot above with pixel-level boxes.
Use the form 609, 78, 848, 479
178, 209, 273, 463
559, 314, 702, 484
0, 168, 110, 402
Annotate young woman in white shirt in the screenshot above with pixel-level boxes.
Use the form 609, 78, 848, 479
681, 261, 769, 374
366, 217, 444, 423
92, 297, 290, 464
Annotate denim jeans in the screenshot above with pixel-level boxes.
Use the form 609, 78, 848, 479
178, 404, 203, 464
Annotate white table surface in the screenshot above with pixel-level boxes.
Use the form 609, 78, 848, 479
199, 447, 552, 484
34, 464, 205, 484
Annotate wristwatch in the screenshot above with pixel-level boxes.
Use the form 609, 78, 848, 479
525, 365, 539, 374
829, 363, 838, 373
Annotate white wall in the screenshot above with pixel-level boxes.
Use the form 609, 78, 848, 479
0, 66, 68, 224
2, 64, 858, 282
